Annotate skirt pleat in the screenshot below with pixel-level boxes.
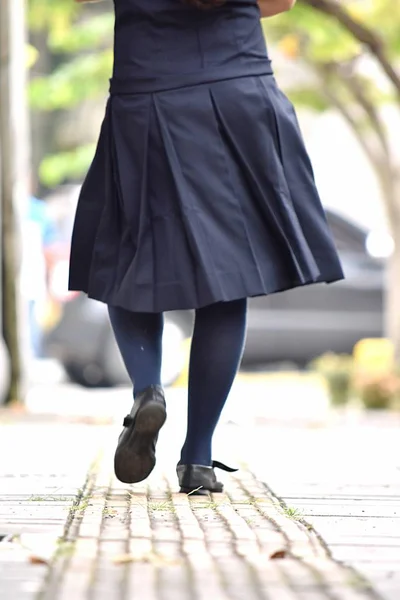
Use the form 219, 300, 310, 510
69, 75, 344, 312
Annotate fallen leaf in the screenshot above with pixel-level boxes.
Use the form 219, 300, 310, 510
29, 555, 50, 565
269, 549, 287, 560
20, 533, 60, 565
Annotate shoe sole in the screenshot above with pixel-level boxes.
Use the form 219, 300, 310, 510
114, 401, 167, 484
179, 485, 224, 495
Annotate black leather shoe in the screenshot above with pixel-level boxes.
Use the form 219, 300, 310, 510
114, 385, 166, 484
177, 460, 238, 495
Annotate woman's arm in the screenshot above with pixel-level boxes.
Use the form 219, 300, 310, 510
258, 0, 296, 18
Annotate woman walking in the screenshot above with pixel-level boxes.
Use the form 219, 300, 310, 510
70, 0, 344, 494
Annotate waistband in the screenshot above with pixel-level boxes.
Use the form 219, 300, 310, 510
109, 61, 273, 95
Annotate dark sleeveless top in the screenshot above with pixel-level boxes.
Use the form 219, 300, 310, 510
110, 0, 273, 94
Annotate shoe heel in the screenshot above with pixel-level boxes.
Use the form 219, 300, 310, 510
135, 401, 166, 435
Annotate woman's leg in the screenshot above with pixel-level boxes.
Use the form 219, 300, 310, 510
180, 298, 247, 466
108, 305, 166, 484
107, 305, 164, 395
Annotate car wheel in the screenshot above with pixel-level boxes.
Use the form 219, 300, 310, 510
64, 361, 111, 388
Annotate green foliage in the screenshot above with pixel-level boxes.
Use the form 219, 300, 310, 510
265, 0, 400, 64
286, 86, 330, 112
28, 0, 113, 186
263, 0, 398, 112
309, 353, 354, 406
28, 0, 113, 111
264, 5, 362, 63
28, 0, 78, 32
29, 51, 112, 110
39, 143, 96, 188
354, 369, 400, 410
310, 347, 400, 411
47, 13, 114, 54
347, 0, 400, 58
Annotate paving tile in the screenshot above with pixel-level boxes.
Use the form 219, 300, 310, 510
0, 416, 392, 600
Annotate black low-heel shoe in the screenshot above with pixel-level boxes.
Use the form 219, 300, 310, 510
114, 385, 166, 484
177, 460, 238, 495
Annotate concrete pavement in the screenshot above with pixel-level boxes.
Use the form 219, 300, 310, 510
244, 416, 400, 600
0, 380, 399, 599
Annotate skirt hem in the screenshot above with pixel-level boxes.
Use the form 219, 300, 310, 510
69, 272, 344, 313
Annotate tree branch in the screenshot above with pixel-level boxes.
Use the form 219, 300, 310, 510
318, 62, 390, 157
316, 64, 397, 226
299, 0, 400, 99
317, 71, 378, 165
334, 64, 390, 158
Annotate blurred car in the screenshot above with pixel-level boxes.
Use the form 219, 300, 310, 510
44, 209, 385, 387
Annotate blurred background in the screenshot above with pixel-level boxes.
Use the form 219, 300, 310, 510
1, 0, 400, 417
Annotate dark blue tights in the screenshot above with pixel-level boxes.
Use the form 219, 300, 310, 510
108, 299, 247, 466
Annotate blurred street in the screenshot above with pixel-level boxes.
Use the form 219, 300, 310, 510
1, 0, 400, 598
1, 376, 399, 599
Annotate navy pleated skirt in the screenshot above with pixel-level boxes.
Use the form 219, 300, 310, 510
68, 74, 344, 312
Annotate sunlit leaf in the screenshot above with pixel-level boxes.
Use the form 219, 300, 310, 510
29, 50, 112, 110
26, 44, 39, 69
286, 86, 331, 111
48, 13, 114, 53
39, 144, 97, 187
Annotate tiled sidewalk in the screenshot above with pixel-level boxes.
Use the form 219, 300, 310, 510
0, 416, 384, 600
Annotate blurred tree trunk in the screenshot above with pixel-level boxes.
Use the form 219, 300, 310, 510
29, 30, 57, 195
300, 0, 400, 359
385, 185, 400, 359
321, 66, 400, 358
0, 0, 30, 403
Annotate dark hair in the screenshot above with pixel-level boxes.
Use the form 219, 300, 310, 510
183, 0, 226, 8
